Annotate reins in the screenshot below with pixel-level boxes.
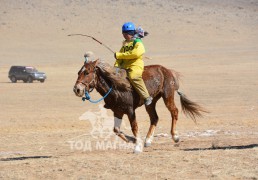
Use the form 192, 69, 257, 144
82, 86, 113, 103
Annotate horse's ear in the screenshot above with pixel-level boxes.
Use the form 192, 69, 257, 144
93, 59, 100, 67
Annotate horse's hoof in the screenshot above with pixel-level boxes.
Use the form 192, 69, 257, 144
173, 135, 180, 143
144, 142, 151, 147
144, 138, 152, 147
133, 144, 143, 154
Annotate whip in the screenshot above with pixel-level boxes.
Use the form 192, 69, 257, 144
68, 33, 115, 53
67, 33, 152, 59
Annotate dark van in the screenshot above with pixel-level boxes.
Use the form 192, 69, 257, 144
8, 66, 47, 83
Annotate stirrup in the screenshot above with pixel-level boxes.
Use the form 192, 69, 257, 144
144, 97, 153, 106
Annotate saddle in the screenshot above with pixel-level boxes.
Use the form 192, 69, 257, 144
113, 67, 128, 79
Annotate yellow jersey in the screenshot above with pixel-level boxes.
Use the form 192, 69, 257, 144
114, 39, 145, 69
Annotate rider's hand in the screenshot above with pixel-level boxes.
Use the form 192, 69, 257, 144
114, 52, 117, 60
116, 67, 120, 74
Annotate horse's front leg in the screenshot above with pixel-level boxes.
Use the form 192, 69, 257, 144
113, 113, 136, 143
113, 117, 130, 143
128, 112, 143, 153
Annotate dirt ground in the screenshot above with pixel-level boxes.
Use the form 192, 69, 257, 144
0, 0, 258, 179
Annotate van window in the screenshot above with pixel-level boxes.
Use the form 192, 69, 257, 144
25, 67, 37, 73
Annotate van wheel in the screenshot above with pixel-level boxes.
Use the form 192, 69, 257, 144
27, 76, 33, 83
40, 80, 45, 83
11, 76, 17, 83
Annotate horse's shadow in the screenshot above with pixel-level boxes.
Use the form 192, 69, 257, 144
183, 144, 258, 151
0, 156, 52, 161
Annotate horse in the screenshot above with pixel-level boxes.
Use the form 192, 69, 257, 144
73, 59, 207, 153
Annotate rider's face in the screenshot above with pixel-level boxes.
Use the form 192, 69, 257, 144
122, 33, 133, 41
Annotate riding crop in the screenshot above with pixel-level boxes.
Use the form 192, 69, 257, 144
68, 33, 115, 53
67, 33, 152, 60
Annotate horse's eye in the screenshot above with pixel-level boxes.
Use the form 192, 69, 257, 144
84, 71, 89, 76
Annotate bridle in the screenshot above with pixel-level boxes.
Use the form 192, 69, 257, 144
76, 64, 96, 92
75, 60, 113, 103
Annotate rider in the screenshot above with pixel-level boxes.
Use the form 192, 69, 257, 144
114, 22, 152, 106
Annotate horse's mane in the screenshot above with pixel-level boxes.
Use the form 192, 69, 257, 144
96, 61, 132, 92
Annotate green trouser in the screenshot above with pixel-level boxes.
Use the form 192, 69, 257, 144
127, 66, 150, 99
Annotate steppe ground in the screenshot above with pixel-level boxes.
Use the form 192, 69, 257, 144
0, 0, 258, 179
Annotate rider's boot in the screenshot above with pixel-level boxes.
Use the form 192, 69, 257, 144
144, 96, 153, 106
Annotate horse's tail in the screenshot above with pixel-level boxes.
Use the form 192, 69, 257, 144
177, 90, 208, 121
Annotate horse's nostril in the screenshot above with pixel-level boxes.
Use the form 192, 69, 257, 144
73, 84, 85, 97
73, 86, 80, 95
73, 87, 77, 93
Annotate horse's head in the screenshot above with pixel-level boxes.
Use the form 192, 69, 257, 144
73, 60, 99, 97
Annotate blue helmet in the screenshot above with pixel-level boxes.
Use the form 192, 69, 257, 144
122, 22, 135, 33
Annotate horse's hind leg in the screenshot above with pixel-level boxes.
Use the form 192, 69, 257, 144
163, 94, 180, 143
145, 101, 159, 147
170, 106, 179, 143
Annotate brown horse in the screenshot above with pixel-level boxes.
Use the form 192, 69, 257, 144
73, 59, 206, 153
